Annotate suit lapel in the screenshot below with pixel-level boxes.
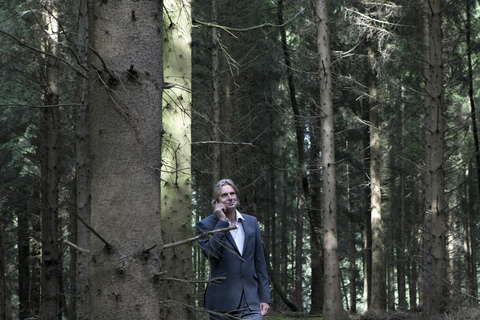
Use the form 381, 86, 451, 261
241, 218, 249, 255
226, 231, 238, 253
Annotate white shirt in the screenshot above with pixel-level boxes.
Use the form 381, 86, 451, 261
227, 210, 245, 255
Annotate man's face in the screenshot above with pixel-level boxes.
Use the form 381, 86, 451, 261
218, 185, 237, 210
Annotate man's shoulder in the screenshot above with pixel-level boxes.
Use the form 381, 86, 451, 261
199, 213, 218, 224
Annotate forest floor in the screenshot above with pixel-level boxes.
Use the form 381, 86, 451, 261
265, 306, 480, 319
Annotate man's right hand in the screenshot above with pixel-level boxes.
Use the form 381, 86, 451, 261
214, 202, 227, 221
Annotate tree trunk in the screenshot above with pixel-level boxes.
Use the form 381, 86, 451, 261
18, 207, 30, 320
87, 0, 164, 318
160, 0, 193, 317
0, 219, 13, 320
280, 153, 289, 299
74, 0, 90, 319
30, 210, 42, 318
347, 163, 356, 314
396, 94, 407, 310
40, 1, 61, 318
278, 0, 306, 309
317, 0, 345, 318
363, 92, 372, 314
367, 36, 385, 313
466, 0, 478, 302
422, 0, 447, 315
211, 0, 221, 181
309, 100, 323, 315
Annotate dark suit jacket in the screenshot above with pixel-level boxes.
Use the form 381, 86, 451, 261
197, 212, 271, 313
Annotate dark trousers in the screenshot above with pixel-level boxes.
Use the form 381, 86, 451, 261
209, 291, 262, 320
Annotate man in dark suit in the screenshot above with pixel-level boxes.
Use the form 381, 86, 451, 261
197, 179, 271, 319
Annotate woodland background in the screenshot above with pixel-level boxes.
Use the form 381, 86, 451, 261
1, 0, 480, 319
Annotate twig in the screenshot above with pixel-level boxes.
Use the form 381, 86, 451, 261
159, 276, 226, 284
191, 141, 255, 147
0, 29, 88, 79
64, 239, 90, 253
76, 214, 113, 249
89, 45, 116, 81
193, 8, 304, 32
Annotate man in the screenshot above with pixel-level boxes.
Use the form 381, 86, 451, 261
197, 179, 271, 319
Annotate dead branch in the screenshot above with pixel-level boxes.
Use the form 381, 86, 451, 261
161, 226, 237, 250
64, 239, 90, 253
191, 141, 256, 147
76, 214, 113, 249
193, 8, 304, 32
0, 29, 88, 79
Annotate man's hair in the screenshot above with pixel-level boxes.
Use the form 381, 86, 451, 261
211, 179, 240, 208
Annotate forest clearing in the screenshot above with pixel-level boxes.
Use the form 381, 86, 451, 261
1, 0, 480, 319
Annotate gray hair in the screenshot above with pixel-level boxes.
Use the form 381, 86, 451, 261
211, 179, 240, 208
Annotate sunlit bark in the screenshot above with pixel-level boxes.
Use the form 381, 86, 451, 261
160, 0, 193, 317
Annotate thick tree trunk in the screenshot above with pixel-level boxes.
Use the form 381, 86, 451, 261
87, 0, 164, 318
40, 2, 61, 318
367, 36, 385, 313
422, 0, 447, 315
160, 0, 193, 317
317, 0, 345, 318
74, 0, 90, 319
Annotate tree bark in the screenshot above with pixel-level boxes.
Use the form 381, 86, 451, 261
347, 163, 356, 314
278, 0, 307, 309
367, 36, 386, 313
0, 219, 13, 320
317, 0, 345, 318
74, 0, 90, 319
87, 0, 164, 318
18, 206, 30, 320
40, 1, 61, 318
363, 89, 372, 314
211, 0, 221, 181
466, 0, 478, 302
160, 0, 193, 317
397, 96, 407, 310
309, 100, 324, 315
422, 0, 447, 315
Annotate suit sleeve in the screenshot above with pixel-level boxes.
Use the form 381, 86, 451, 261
197, 217, 230, 259
254, 220, 271, 304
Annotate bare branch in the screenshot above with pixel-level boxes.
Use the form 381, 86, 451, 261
64, 239, 90, 253
193, 8, 304, 32
161, 226, 237, 250
0, 29, 88, 79
191, 141, 256, 147
76, 214, 113, 249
